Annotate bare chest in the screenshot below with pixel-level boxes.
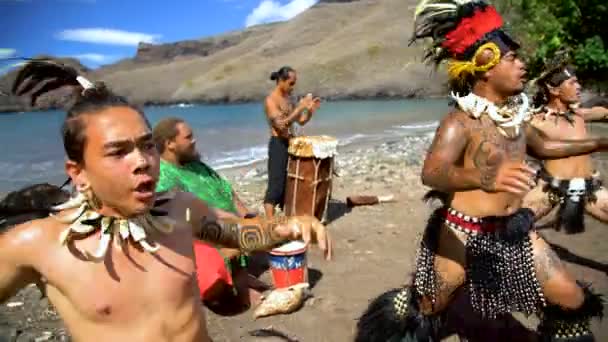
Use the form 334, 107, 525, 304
43, 228, 197, 323
532, 115, 587, 140
277, 99, 293, 117
465, 123, 527, 168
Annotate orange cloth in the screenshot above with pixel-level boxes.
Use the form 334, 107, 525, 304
193, 241, 233, 300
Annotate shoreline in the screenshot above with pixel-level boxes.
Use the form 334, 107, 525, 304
0, 132, 434, 200
218, 131, 433, 185
217, 133, 433, 215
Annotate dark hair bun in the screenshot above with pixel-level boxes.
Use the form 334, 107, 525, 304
269, 66, 295, 83
81, 81, 109, 99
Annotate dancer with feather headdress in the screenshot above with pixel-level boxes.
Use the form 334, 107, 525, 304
356, 1, 605, 341
523, 53, 608, 234
0, 59, 331, 342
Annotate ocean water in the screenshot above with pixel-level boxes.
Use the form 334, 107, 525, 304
0, 99, 448, 193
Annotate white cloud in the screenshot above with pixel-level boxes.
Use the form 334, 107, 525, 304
0, 48, 17, 58
246, 0, 317, 27
71, 53, 118, 64
56, 28, 161, 46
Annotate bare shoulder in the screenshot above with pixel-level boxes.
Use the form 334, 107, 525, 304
0, 216, 62, 262
437, 110, 476, 134
264, 94, 277, 112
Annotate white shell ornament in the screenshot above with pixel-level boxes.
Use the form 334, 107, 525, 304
52, 192, 175, 261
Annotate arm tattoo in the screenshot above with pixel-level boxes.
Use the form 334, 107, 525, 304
422, 113, 490, 192
198, 215, 290, 252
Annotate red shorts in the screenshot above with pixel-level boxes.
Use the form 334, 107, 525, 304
193, 241, 233, 300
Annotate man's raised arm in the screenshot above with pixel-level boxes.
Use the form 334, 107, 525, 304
197, 215, 291, 253
525, 123, 608, 159
577, 106, 608, 122
185, 192, 331, 259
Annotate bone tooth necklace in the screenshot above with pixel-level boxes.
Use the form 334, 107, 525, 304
451, 92, 531, 138
52, 192, 176, 261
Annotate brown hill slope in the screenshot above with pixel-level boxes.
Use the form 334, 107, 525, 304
1, 0, 447, 111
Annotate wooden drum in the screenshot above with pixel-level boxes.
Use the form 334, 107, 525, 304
284, 135, 337, 223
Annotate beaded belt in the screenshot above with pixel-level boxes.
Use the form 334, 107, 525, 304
444, 208, 501, 234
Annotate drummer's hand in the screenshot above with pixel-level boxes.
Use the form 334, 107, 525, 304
311, 97, 321, 111
274, 215, 332, 260
298, 94, 314, 109
305, 98, 320, 113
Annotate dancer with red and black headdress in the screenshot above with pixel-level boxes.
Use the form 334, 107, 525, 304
355, 1, 605, 341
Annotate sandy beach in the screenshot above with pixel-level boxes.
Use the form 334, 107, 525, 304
1, 133, 607, 342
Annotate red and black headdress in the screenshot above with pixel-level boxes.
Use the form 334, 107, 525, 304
410, 0, 520, 84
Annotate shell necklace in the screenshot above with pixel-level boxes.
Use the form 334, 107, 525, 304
451, 92, 531, 138
52, 192, 176, 261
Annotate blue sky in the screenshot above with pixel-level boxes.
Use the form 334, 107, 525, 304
1, 0, 317, 69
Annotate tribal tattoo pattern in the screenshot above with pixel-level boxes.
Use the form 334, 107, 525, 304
198, 215, 290, 252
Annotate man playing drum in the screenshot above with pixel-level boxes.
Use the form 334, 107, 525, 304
263, 66, 320, 219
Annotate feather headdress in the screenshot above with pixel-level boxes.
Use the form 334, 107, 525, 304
10, 58, 94, 107
530, 51, 576, 107
411, 0, 519, 86
536, 51, 575, 87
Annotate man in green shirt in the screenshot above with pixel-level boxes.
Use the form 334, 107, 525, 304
153, 117, 263, 312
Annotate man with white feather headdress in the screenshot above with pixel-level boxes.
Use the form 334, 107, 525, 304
356, 1, 606, 341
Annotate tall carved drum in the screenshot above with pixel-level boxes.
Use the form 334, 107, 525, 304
284, 136, 337, 223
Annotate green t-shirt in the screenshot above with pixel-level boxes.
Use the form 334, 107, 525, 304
156, 160, 237, 214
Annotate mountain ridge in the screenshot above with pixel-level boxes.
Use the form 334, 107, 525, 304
0, 0, 447, 112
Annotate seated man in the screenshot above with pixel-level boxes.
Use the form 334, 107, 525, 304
153, 117, 264, 312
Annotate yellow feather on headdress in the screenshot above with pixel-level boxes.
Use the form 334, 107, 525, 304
447, 42, 501, 85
